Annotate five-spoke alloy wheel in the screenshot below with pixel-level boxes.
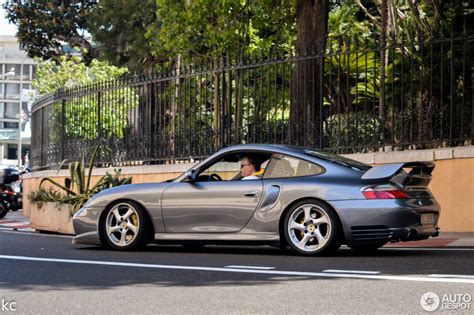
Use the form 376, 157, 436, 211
284, 199, 341, 255
101, 201, 151, 250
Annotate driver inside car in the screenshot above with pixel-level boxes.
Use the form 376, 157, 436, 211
240, 156, 262, 180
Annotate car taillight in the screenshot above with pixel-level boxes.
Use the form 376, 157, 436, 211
362, 185, 409, 199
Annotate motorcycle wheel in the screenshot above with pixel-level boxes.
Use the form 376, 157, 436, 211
0, 203, 8, 219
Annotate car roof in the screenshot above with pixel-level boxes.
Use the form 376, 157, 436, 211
218, 144, 308, 156
214, 144, 370, 172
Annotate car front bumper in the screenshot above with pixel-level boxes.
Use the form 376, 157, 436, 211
72, 207, 103, 245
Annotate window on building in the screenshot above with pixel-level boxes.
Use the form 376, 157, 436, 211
5, 64, 20, 80
7, 144, 17, 160
4, 121, 19, 129
22, 64, 31, 78
5, 83, 20, 99
4, 102, 19, 119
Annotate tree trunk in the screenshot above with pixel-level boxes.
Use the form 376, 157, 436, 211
290, 0, 329, 148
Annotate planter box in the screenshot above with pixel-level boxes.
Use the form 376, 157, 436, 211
29, 202, 75, 235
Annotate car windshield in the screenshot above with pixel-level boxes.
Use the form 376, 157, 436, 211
304, 150, 371, 171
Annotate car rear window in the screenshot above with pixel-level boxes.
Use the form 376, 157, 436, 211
304, 150, 371, 171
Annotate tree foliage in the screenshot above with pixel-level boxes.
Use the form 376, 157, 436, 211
2, 1, 97, 62
151, 0, 296, 63
33, 56, 137, 140
88, 0, 161, 72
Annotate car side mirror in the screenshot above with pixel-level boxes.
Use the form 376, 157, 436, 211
185, 170, 196, 182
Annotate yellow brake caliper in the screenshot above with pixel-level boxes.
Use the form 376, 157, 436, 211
126, 213, 139, 241
131, 214, 138, 226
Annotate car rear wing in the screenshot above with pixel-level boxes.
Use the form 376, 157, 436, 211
361, 162, 435, 181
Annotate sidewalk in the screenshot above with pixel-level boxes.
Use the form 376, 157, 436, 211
387, 232, 474, 248
0, 211, 33, 232
1, 211, 473, 247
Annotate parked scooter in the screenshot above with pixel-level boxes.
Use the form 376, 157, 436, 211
0, 191, 11, 219
0, 166, 23, 216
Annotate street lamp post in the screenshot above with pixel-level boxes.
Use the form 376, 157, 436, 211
18, 91, 23, 167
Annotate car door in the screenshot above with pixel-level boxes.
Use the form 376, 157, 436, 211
161, 155, 264, 233
161, 180, 263, 233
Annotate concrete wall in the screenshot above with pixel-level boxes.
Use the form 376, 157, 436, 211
23, 146, 474, 232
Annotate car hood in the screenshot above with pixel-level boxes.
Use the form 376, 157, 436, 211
84, 182, 173, 208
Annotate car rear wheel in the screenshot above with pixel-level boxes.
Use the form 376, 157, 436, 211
284, 200, 342, 256
101, 201, 151, 251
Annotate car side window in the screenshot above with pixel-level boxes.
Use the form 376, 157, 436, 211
200, 159, 241, 181
263, 154, 324, 179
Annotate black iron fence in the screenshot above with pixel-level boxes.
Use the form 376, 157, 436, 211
31, 34, 474, 170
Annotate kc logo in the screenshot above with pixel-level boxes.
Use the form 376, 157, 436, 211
1, 298, 16, 312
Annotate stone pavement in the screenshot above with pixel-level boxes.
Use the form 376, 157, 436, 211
0, 210, 33, 232
1, 211, 473, 247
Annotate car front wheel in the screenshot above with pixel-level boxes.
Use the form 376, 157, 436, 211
101, 201, 151, 251
284, 200, 342, 256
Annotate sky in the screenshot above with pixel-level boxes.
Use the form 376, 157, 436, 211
0, 1, 17, 36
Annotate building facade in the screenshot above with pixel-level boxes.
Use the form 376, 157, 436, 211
0, 35, 35, 166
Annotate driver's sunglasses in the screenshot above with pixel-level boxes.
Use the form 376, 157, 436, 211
240, 163, 251, 169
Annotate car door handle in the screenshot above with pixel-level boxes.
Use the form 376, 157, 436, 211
244, 191, 260, 197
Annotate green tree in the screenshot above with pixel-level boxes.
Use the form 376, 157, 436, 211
33, 56, 138, 141
88, 0, 161, 72
290, 0, 330, 146
151, 0, 296, 63
2, 1, 97, 62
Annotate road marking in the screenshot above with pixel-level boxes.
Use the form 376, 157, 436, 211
429, 274, 474, 279
0, 230, 73, 238
225, 265, 275, 270
323, 269, 380, 275
1, 254, 474, 284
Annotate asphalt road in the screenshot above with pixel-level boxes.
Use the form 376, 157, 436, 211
1, 229, 473, 314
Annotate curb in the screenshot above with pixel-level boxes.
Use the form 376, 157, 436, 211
0, 219, 34, 232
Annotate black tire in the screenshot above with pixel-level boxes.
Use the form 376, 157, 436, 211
283, 199, 342, 256
100, 200, 152, 251
0, 203, 8, 219
348, 242, 386, 253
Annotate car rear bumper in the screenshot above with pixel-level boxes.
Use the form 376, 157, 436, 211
330, 198, 441, 245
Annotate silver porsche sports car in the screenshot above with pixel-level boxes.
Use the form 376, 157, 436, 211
73, 144, 440, 255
